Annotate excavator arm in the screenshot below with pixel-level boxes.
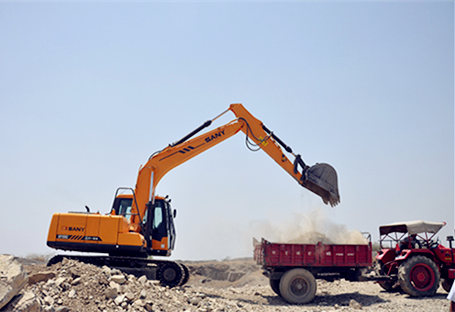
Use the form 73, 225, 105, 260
229, 104, 339, 207
131, 103, 340, 227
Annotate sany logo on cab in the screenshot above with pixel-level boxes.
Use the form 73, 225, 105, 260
62, 226, 85, 231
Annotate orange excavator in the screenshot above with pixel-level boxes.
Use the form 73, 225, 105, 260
46, 103, 340, 286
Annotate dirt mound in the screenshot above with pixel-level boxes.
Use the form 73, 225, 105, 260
184, 258, 266, 288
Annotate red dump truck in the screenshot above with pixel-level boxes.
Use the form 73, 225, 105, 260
253, 237, 374, 304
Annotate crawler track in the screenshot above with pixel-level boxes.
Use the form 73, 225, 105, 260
47, 255, 189, 287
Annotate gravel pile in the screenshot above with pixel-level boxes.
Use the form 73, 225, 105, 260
3, 258, 268, 312
1, 256, 450, 312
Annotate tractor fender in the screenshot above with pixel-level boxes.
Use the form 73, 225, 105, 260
395, 249, 435, 262
376, 249, 396, 264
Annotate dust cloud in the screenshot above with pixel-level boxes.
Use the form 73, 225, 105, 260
250, 208, 368, 245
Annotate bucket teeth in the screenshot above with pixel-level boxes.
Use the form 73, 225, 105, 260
303, 163, 340, 207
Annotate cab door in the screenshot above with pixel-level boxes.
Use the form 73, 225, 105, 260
144, 200, 169, 256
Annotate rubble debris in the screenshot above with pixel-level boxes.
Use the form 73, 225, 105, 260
0, 255, 28, 309
0, 255, 449, 311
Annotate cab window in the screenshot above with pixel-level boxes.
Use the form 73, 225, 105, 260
149, 201, 167, 241
118, 198, 133, 221
153, 207, 163, 230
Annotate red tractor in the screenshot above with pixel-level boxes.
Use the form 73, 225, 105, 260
375, 220, 455, 296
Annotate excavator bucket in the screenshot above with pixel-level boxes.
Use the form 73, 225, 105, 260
302, 163, 340, 207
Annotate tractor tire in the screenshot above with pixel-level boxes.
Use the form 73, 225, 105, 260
378, 280, 400, 292
269, 278, 281, 296
374, 262, 399, 292
158, 262, 183, 287
398, 256, 440, 297
279, 268, 317, 304
441, 278, 454, 293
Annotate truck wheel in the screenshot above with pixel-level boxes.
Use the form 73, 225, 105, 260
441, 278, 454, 293
269, 278, 281, 296
398, 256, 440, 297
279, 268, 316, 304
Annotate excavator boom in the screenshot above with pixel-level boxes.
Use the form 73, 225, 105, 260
131, 103, 340, 227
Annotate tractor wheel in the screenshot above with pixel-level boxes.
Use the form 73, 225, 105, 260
398, 256, 440, 297
158, 262, 183, 287
441, 278, 454, 293
375, 261, 400, 292
279, 268, 317, 304
378, 280, 400, 292
269, 278, 281, 296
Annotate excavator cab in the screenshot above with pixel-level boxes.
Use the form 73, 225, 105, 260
109, 187, 174, 256
111, 191, 177, 256
142, 198, 176, 256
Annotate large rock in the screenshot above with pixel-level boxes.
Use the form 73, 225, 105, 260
6, 290, 42, 312
28, 271, 55, 285
110, 274, 126, 284
104, 287, 118, 299
0, 255, 28, 309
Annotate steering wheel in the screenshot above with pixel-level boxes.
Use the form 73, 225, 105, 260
423, 239, 439, 249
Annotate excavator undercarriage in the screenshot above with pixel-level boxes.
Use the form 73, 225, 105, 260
47, 255, 189, 287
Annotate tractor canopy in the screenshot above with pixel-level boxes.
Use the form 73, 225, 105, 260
379, 220, 446, 236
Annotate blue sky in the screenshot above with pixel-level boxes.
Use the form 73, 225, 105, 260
0, 1, 453, 260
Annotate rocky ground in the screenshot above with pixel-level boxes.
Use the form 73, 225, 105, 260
0, 255, 450, 312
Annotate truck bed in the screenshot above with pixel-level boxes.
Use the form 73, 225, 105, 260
254, 238, 372, 268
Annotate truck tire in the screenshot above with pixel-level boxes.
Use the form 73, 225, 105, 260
269, 278, 281, 296
398, 256, 440, 297
441, 278, 454, 293
279, 268, 316, 304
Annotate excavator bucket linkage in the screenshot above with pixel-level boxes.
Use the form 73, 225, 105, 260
260, 123, 340, 207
